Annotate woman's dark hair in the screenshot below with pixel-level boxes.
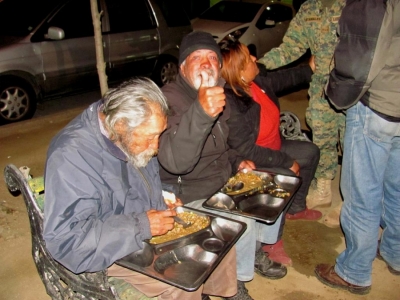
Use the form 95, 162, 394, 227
220, 40, 252, 96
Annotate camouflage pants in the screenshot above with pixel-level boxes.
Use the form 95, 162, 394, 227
306, 82, 345, 180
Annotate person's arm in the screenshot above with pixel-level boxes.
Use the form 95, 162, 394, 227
325, 0, 390, 109
257, 4, 309, 69
158, 85, 218, 174
43, 148, 167, 273
258, 64, 313, 95
226, 91, 294, 169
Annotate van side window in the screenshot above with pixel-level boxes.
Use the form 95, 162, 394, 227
154, 0, 191, 27
46, 0, 94, 39
105, 0, 156, 33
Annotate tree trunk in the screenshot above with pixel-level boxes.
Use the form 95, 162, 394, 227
90, 0, 108, 96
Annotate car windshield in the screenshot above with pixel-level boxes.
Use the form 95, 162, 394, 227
199, 1, 262, 23
0, 0, 63, 36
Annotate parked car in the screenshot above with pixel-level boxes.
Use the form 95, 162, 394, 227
0, 0, 192, 125
192, 0, 294, 59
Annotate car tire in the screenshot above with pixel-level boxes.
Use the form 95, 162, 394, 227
151, 56, 179, 87
0, 78, 37, 125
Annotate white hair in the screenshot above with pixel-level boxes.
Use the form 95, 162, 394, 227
102, 77, 169, 139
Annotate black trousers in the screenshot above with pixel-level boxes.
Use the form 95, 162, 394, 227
259, 139, 320, 240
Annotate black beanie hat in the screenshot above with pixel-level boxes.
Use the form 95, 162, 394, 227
178, 31, 222, 66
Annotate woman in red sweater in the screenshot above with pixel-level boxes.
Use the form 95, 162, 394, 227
221, 41, 321, 266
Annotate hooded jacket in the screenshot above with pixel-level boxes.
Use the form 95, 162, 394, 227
43, 100, 165, 273
158, 74, 244, 203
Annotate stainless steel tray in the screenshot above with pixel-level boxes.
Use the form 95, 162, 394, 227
116, 207, 246, 291
202, 170, 301, 224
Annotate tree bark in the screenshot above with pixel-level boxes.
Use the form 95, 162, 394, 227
90, 0, 108, 96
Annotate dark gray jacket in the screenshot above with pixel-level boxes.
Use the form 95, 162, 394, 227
43, 100, 166, 273
158, 74, 244, 203
325, 0, 400, 121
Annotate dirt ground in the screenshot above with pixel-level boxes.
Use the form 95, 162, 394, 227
0, 89, 399, 300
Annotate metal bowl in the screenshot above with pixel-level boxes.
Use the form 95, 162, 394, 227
206, 193, 236, 210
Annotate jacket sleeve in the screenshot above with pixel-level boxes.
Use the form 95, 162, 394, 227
259, 65, 312, 95
43, 147, 152, 274
226, 93, 294, 169
325, 0, 388, 109
158, 86, 218, 174
257, 4, 309, 69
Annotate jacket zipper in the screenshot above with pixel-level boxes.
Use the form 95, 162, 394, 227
212, 133, 217, 147
135, 166, 152, 197
217, 121, 225, 143
178, 176, 182, 194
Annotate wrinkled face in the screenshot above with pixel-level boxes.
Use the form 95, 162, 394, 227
180, 49, 220, 90
115, 108, 167, 168
241, 50, 259, 83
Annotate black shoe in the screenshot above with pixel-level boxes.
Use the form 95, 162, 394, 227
223, 280, 253, 300
201, 294, 211, 300
254, 249, 287, 279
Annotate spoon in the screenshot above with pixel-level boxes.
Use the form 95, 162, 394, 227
172, 215, 192, 229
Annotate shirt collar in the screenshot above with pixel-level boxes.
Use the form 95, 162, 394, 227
97, 103, 128, 161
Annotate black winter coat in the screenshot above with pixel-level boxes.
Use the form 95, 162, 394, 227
226, 65, 312, 169
158, 74, 244, 203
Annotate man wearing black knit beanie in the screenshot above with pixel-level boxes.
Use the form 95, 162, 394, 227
158, 31, 287, 300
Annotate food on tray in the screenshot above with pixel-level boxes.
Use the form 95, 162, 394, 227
149, 212, 210, 244
223, 172, 263, 195
269, 188, 290, 198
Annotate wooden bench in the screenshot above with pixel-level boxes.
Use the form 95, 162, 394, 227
4, 164, 156, 300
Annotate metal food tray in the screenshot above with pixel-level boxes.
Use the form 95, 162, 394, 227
116, 207, 246, 291
202, 170, 302, 224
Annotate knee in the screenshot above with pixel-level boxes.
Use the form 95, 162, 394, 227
299, 142, 320, 166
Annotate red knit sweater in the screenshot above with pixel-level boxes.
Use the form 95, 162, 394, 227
250, 82, 281, 150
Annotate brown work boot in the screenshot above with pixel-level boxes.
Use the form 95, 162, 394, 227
323, 202, 342, 228
306, 179, 332, 209
315, 264, 371, 295
376, 246, 400, 276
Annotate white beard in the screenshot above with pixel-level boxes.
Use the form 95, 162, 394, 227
127, 149, 157, 168
193, 70, 218, 90
117, 133, 157, 168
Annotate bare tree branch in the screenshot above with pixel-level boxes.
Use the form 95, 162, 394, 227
90, 0, 108, 96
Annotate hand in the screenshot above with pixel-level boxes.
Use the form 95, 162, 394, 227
162, 191, 183, 210
198, 71, 226, 118
309, 55, 316, 72
164, 197, 184, 210
146, 209, 176, 236
237, 160, 256, 173
289, 160, 300, 176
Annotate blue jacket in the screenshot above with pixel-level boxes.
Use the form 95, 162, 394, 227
43, 100, 166, 273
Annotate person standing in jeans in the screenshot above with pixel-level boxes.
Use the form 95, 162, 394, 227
315, 0, 400, 294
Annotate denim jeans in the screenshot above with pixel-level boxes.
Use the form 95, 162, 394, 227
335, 102, 400, 286
185, 199, 282, 282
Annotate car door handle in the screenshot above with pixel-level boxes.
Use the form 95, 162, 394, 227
153, 34, 158, 41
